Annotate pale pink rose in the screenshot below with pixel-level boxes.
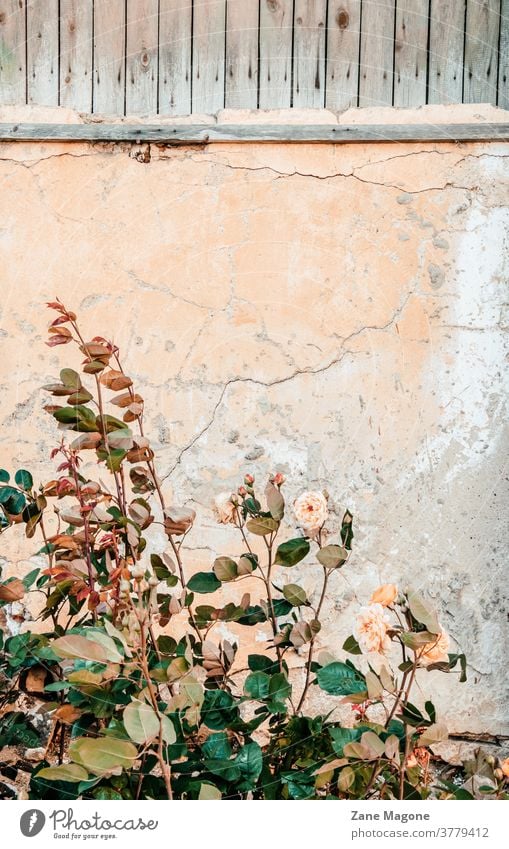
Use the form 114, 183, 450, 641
354, 603, 391, 655
419, 630, 450, 665
370, 584, 398, 607
213, 492, 237, 524
294, 490, 328, 537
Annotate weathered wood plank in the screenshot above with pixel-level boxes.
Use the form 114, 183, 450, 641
428, 0, 466, 104
192, 0, 226, 114
259, 0, 293, 108
464, 0, 500, 104
59, 0, 93, 112
2, 122, 508, 143
393, 0, 429, 107
225, 0, 258, 109
158, 0, 192, 115
326, 1, 361, 112
26, 0, 58, 105
0, 0, 26, 105
499, 0, 509, 108
126, 0, 159, 114
293, 0, 327, 108
359, 0, 396, 107
93, 0, 126, 115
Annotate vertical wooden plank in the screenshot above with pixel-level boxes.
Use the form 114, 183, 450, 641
0, 0, 26, 104
159, 0, 192, 115
259, 0, 293, 108
93, 0, 126, 114
192, 0, 226, 114
225, 0, 258, 109
126, 0, 159, 114
60, 0, 93, 111
428, 0, 465, 104
393, 0, 429, 106
293, 0, 326, 107
359, 0, 396, 106
499, 0, 509, 107
326, 1, 361, 112
26, 0, 58, 105
464, 0, 500, 104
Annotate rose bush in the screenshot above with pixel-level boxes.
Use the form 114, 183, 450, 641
0, 301, 506, 801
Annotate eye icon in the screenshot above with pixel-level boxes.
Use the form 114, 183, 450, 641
20, 810, 46, 837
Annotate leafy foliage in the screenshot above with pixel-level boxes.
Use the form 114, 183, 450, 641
0, 301, 488, 801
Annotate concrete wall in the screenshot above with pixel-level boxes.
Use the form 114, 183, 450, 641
0, 106, 508, 735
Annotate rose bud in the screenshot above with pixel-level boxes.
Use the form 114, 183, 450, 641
244, 473, 255, 485
369, 584, 398, 607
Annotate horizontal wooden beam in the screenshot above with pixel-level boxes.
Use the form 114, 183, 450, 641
0, 123, 508, 144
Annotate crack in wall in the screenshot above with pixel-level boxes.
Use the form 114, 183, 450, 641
163, 292, 415, 480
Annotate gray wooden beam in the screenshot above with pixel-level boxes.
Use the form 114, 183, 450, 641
0, 123, 508, 143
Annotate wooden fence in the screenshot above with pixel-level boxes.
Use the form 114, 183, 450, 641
0, 1, 508, 116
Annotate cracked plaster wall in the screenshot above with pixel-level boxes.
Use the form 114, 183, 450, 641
0, 106, 508, 734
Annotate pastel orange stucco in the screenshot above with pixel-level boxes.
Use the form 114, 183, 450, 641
0, 108, 507, 734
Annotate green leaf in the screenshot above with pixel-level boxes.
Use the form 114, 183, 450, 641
246, 516, 279, 536
407, 592, 440, 634
340, 510, 354, 550
202, 689, 238, 730
0, 470, 9, 483
150, 554, 178, 587
37, 763, 88, 783
247, 654, 280, 675
14, 469, 33, 491
60, 368, 82, 390
244, 671, 271, 700
212, 556, 238, 582
400, 702, 425, 727
268, 672, 291, 705
400, 630, 437, 650
187, 572, 221, 594
53, 405, 98, 432
92, 787, 124, 800
317, 544, 347, 570
329, 727, 363, 755
448, 653, 468, 683
70, 737, 137, 776
282, 583, 308, 606
0, 488, 26, 514
0, 486, 15, 504
201, 732, 232, 761
235, 742, 263, 791
123, 700, 175, 745
198, 783, 222, 800
96, 447, 128, 472
274, 537, 310, 567
22, 567, 40, 590
316, 662, 367, 696
342, 634, 362, 655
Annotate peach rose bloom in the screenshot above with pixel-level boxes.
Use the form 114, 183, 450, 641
214, 492, 237, 524
293, 490, 328, 537
419, 629, 450, 665
369, 584, 398, 607
501, 758, 509, 778
354, 603, 391, 655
